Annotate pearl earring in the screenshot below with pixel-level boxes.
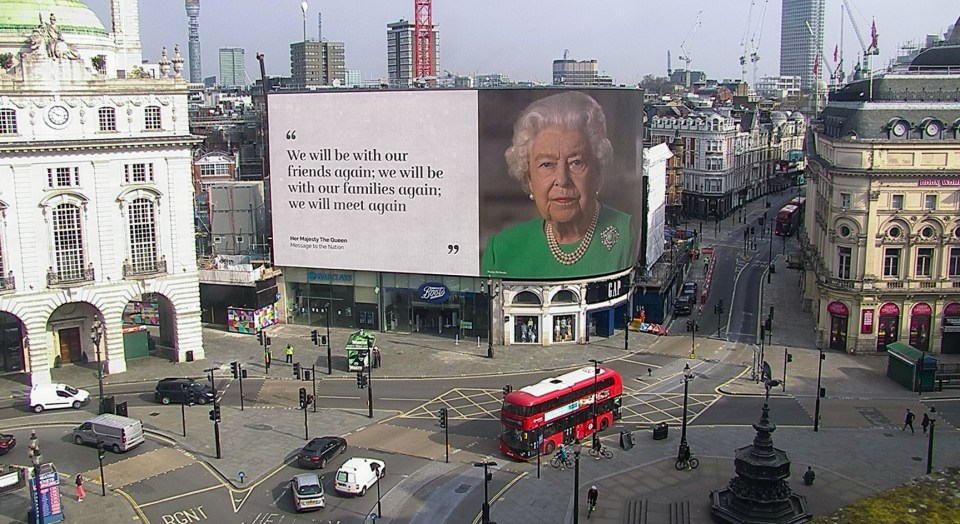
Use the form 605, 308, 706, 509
529, 194, 534, 200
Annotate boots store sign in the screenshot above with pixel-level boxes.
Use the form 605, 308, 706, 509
417, 283, 450, 303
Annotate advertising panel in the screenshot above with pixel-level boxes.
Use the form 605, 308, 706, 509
268, 89, 643, 280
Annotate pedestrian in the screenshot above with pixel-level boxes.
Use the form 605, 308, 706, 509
803, 467, 815, 486
921, 412, 930, 434
28, 430, 38, 453
902, 408, 915, 434
285, 344, 294, 364
75, 474, 85, 502
373, 346, 381, 369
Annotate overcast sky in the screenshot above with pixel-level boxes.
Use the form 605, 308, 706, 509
86, 1, 957, 84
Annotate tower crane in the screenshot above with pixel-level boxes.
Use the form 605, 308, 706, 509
738, 1, 757, 81
842, 0, 879, 74
806, 20, 840, 86
677, 11, 703, 87
748, 0, 770, 87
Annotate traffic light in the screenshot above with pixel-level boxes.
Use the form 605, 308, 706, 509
718, 299, 724, 314
502, 385, 512, 396
819, 387, 826, 398
257, 331, 264, 345
765, 317, 773, 332
686, 319, 693, 332
787, 353, 793, 363
714, 304, 720, 315
356, 371, 367, 389
299, 387, 307, 409
97, 440, 105, 460
438, 407, 448, 429
321, 335, 328, 346
209, 404, 221, 422
293, 362, 301, 379
186, 388, 197, 406
311, 330, 319, 345
230, 361, 239, 379
750, 226, 756, 235
265, 336, 272, 348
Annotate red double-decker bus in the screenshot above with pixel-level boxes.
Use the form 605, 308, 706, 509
499, 366, 623, 461
774, 204, 801, 237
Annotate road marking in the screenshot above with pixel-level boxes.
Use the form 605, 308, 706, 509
137, 484, 225, 508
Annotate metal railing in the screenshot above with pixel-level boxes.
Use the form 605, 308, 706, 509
123, 256, 167, 278
47, 265, 95, 286
0, 272, 14, 292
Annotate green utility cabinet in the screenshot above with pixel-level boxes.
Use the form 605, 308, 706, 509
886, 342, 938, 392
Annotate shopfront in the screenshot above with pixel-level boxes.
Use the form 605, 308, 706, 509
876, 303, 901, 352
942, 303, 960, 354
0, 312, 24, 372
909, 303, 932, 353
827, 301, 849, 352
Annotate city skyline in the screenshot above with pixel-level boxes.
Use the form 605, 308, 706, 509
85, 1, 957, 85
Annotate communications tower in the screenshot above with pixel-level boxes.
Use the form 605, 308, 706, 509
185, 0, 202, 83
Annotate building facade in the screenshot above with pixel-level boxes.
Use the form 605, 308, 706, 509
0, 1, 204, 383
552, 59, 614, 86
290, 40, 345, 89
386, 19, 439, 88
218, 47, 245, 88
801, 41, 960, 355
779, 0, 824, 93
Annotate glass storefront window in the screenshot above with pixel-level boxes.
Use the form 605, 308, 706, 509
515, 316, 539, 343
553, 315, 575, 343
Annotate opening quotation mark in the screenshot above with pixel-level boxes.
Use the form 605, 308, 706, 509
285, 130, 297, 140
447, 244, 460, 254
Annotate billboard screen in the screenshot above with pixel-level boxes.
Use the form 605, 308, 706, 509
268, 88, 643, 280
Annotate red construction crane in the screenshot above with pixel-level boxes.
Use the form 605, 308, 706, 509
414, 0, 435, 81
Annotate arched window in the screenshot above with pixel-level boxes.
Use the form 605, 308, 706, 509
144, 106, 161, 131
98, 107, 117, 132
551, 290, 579, 304
128, 198, 159, 274
512, 291, 542, 306
52, 203, 86, 281
0, 108, 17, 135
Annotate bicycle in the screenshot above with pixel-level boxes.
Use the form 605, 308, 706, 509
550, 453, 574, 469
674, 454, 699, 471
588, 444, 613, 459
587, 499, 597, 519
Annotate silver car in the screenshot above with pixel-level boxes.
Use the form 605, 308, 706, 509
291, 473, 325, 512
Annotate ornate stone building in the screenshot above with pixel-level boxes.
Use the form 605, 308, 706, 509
0, 0, 204, 383
801, 32, 960, 354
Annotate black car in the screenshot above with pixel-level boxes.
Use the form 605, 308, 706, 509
297, 436, 347, 469
154, 378, 215, 405
0, 433, 15, 455
681, 282, 699, 298
674, 295, 694, 316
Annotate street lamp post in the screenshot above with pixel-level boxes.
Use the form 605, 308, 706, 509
588, 359, 602, 450
487, 281, 499, 358
926, 414, 936, 474
814, 349, 824, 431
30, 446, 43, 524
90, 319, 105, 414
372, 462, 383, 519
325, 302, 332, 375
572, 443, 583, 524
97, 440, 107, 495
474, 461, 497, 524
678, 364, 693, 464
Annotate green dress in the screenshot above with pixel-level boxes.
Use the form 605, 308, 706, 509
482, 205, 635, 279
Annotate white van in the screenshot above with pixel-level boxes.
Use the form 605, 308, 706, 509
28, 383, 90, 413
73, 414, 145, 453
334, 457, 385, 496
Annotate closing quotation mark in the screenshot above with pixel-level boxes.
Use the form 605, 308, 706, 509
447, 244, 460, 254
285, 130, 297, 140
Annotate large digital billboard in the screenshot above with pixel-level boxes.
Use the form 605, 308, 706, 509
268, 88, 643, 280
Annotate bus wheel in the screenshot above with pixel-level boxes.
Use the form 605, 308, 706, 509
544, 441, 555, 456
600, 419, 609, 431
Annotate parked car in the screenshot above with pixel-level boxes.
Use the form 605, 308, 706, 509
290, 473, 326, 512
674, 295, 694, 316
681, 282, 699, 298
0, 433, 15, 455
297, 436, 347, 469
154, 378, 215, 405
28, 383, 90, 413
335, 457, 385, 496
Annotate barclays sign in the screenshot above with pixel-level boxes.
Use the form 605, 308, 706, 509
417, 283, 449, 303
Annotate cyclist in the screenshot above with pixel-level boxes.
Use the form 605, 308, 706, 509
678, 442, 691, 465
556, 443, 569, 470
587, 485, 599, 510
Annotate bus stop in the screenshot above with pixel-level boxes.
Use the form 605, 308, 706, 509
886, 342, 939, 392
346, 330, 375, 371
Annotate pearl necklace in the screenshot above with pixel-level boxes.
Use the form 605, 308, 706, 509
545, 206, 601, 265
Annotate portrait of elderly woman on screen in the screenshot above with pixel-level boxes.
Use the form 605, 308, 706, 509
481, 92, 635, 279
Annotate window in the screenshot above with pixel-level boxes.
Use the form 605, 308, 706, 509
891, 194, 904, 210
47, 167, 79, 188
950, 248, 960, 278
144, 106, 162, 130
124, 163, 154, 183
838, 247, 852, 279
98, 107, 117, 132
52, 204, 86, 281
915, 248, 934, 277
840, 193, 851, 209
0, 108, 17, 134
839, 225, 852, 238
920, 226, 936, 239
236, 236, 244, 244
883, 248, 901, 278
924, 194, 937, 210
128, 198, 158, 272
200, 164, 230, 177
888, 226, 902, 239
